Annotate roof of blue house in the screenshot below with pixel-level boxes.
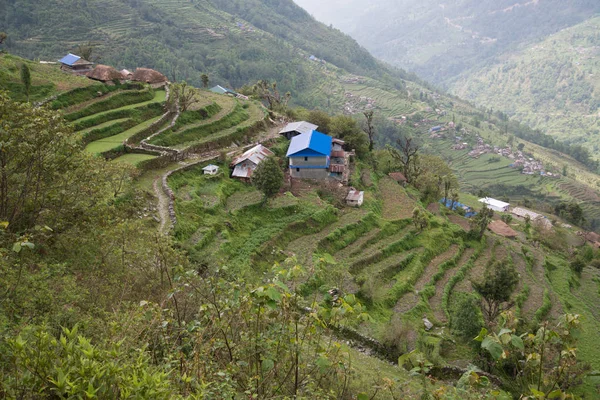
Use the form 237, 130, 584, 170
59, 53, 82, 66
287, 130, 332, 157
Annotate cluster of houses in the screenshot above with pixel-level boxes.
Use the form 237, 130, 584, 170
58, 53, 169, 88
343, 92, 377, 114
451, 135, 557, 177
221, 121, 362, 206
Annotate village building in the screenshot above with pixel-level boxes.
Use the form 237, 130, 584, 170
86, 65, 122, 84
479, 197, 510, 212
287, 130, 332, 180
511, 207, 552, 229
389, 172, 407, 186
131, 68, 168, 88
202, 164, 219, 175
58, 53, 93, 75
346, 188, 364, 207
488, 220, 518, 238
120, 69, 133, 80
279, 121, 318, 140
210, 85, 237, 96
230, 144, 273, 181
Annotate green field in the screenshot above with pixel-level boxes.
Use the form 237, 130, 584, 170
112, 153, 158, 165
85, 115, 163, 154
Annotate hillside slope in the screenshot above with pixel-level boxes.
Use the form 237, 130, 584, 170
450, 17, 600, 154
0, 0, 417, 110
294, 0, 600, 85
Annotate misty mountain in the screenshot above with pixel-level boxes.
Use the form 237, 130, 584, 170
294, 0, 600, 86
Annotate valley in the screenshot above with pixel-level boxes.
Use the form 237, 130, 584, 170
1, 0, 600, 398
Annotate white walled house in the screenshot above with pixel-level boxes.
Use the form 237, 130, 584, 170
202, 164, 219, 175
346, 189, 364, 207
478, 197, 510, 212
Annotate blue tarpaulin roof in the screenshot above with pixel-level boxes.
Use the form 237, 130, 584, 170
286, 130, 332, 157
440, 198, 477, 217
59, 53, 81, 66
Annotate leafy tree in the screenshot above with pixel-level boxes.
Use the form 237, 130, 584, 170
201, 73, 209, 88
476, 313, 590, 399
469, 205, 494, 239
413, 154, 457, 203
76, 41, 99, 62
169, 81, 199, 112
569, 257, 585, 274
387, 136, 420, 183
329, 115, 369, 157
412, 207, 429, 233
451, 294, 483, 339
253, 80, 291, 111
554, 201, 584, 225
0, 91, 108, 232
306, 109, 331, 133
20, 63, 31, 102
472, 259, 519, 324
363, 110, 375, 151
252, 156, 283, 199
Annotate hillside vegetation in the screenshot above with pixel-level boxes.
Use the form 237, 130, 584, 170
294, 0, 600, 85
0, 0, 418, 110
450, 16, 600, 155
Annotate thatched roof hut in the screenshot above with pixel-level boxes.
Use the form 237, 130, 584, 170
86, 65, 122, 83
132, 68, 168, 85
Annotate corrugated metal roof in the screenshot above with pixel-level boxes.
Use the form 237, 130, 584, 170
286, 130, 332, 157
346, 190, 363, 201
479, 197, 509, 209
232, 164, 253, 178
203, 164, 219, 171
231, 144, 273, 167
59, 53, 81, 66
210, 85, 236, 95
279, 121, 318, 135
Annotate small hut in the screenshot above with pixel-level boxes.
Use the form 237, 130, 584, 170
132, 68, 168, 88
58, 53, 93, 75
120, 69, 133, 80
202, 164, 219, 175
86, 65, 123, 84
345, 188, 364, 207
389, 172, 407, 186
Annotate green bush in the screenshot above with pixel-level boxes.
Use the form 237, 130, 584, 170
450, 293, 483, 340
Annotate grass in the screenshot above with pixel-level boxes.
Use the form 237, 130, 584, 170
75, 90, 166, 123
112, 153, 158, 165
85, 116, 163, 154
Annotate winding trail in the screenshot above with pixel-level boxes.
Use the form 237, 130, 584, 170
153, 177, 171, 235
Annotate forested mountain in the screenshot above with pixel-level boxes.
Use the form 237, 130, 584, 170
294, 0, 600, 85
0, 0, 417, 109
450, 16, 600, 154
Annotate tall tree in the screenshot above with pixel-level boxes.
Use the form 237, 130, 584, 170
469, 204, 494, 239
363, 110, 375, 151
0, 91, 108, 232
20, 64, 31, 103
252, 156, 283, 199
472, 259, 519, 324
169, 82, 200, 112
201, 73, 209, 88
253, 80, 291, 111
387, 137, 420, 183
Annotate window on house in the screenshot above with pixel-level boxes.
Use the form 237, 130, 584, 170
296, 168, 300, 172
304, 157, 308, 161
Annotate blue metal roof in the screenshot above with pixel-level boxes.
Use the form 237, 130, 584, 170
59, 53, 81, 66
286, 130, 332, 157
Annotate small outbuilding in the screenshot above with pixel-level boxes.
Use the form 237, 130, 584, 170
86, 65, 123, 83
132, 68, 168, 88
120, 69, 133, 80
479, 197, 510, 212
279, 121, 318, 140
346, 188, 364, 207
58, 53, 93, 75
202, 164, 219, 175
210, 85, 237, 96
389, 172, 407, 186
